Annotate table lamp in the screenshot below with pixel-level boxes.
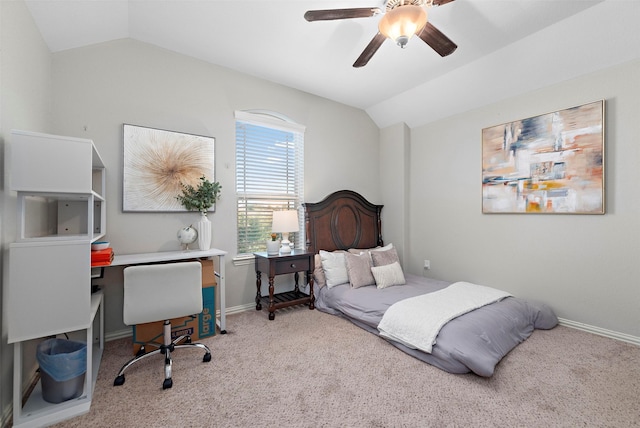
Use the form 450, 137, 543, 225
272, 210, 299, 254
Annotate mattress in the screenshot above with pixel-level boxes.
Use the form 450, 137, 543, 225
314, 273, 558, 376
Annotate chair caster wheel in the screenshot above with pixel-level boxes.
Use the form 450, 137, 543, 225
203, 352, 211, 363
114, 375, 125, 386
163, 378, 173, 389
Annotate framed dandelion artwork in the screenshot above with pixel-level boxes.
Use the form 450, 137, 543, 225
123, 124, 215, 212
482, 100, 604, 214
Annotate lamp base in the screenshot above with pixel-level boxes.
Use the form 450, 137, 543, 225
280, 239, 292, 254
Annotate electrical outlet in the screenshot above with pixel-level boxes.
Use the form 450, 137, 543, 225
424, 259, 430, 270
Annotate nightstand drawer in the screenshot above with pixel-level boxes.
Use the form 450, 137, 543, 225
274, 257, 310, 275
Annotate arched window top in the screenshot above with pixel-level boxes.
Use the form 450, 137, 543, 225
235, 110, 306, 133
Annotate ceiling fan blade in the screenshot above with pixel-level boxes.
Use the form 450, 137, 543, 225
304, 7, 381, 22
417, 22, 457, 57
353, 33, 387, 68
432, 0, 456, 6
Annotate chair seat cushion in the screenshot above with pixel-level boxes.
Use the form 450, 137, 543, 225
123, 261, 203, 326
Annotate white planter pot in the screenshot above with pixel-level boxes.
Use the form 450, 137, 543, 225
266, 240, 280, 255
197, 213, 212, 251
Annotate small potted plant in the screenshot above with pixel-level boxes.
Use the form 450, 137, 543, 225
266, 232, 280, 255
176, 175, 221, 215
176, 175, 221, 250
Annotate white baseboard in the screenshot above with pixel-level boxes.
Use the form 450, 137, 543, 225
105, 303, 256, 342
2, 403, 12, 428
106, 329, 133, 342
558, 318, 640, 346
225, 302, 256, 315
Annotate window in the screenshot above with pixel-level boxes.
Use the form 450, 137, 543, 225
235, 110, 305, 257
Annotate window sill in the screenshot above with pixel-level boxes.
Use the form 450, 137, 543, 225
232, 254, 255, 267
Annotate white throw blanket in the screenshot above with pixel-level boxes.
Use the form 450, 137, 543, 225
377, 281, 512, 353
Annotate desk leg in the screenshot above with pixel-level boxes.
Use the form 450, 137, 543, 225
255, 270, 262, 311
268, 276, 276, 320
217, 254, 227, 334
13, 342, 23, 423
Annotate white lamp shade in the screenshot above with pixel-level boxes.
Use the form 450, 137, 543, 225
272, 210, 299, 253
272, 210, 300, 233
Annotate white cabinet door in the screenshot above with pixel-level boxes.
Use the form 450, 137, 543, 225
8, 240, 91, 343
10, 130, 100, 194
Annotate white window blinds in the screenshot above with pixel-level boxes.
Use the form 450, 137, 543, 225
235, 110, 305, 256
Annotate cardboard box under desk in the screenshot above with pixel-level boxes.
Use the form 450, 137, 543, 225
132, 259, 216, 354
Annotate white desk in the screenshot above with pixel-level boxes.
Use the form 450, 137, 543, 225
110, 248, 228, 333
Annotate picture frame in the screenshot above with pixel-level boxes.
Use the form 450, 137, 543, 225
482, 100, 604, 214
123, 124, 215, 212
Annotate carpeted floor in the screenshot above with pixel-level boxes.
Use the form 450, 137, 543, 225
52, 307, 640, 427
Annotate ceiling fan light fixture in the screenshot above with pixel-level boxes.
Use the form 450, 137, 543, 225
378, 5, 428, 48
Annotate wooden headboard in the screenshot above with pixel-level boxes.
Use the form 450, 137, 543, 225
303, 190, 383, 254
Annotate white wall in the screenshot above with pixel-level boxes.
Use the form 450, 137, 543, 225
50, 38, 381, 336
379, 123, 410, 265
408, 59, 640, 339
0, 0, 53, 422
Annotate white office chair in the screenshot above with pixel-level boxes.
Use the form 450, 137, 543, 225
113, 261, 211, 389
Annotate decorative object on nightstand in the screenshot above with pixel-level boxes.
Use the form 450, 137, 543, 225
266, 233, 280, 255
176, 175, 221, 251
271, 210, 299, 254
177, 225, 198, 251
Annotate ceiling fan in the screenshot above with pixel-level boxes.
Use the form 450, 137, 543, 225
304, 0, 457, 68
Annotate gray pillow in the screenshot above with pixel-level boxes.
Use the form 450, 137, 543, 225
371, 247, 400, 267
344, 252, 376, 288
313, 254, 326, 289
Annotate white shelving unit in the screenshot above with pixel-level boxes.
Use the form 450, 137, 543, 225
8, 130, 106, 427
12, 292, 104, 428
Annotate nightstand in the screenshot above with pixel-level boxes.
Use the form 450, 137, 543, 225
254, 250, 315, 320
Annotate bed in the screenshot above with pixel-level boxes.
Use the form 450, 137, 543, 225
303, 190, 558, 377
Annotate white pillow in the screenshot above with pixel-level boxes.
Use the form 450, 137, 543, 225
319, 250, 349, 288
371, 243, 393, 252
370, 261, 406, 289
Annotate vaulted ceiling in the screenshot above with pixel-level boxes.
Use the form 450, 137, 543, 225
24, 1, 640, 128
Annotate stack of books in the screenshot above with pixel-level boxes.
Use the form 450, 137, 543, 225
91, 248, 114, 266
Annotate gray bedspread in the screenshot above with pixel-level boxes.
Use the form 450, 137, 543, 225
314, 274, 558, 377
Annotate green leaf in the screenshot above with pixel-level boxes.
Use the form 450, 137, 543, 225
176, 176, 222, 214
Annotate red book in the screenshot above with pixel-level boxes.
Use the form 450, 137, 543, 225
91, 248, 114, 266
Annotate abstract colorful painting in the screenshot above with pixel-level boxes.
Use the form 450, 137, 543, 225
482, 100, 604, 214
123, 124, 215, 212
